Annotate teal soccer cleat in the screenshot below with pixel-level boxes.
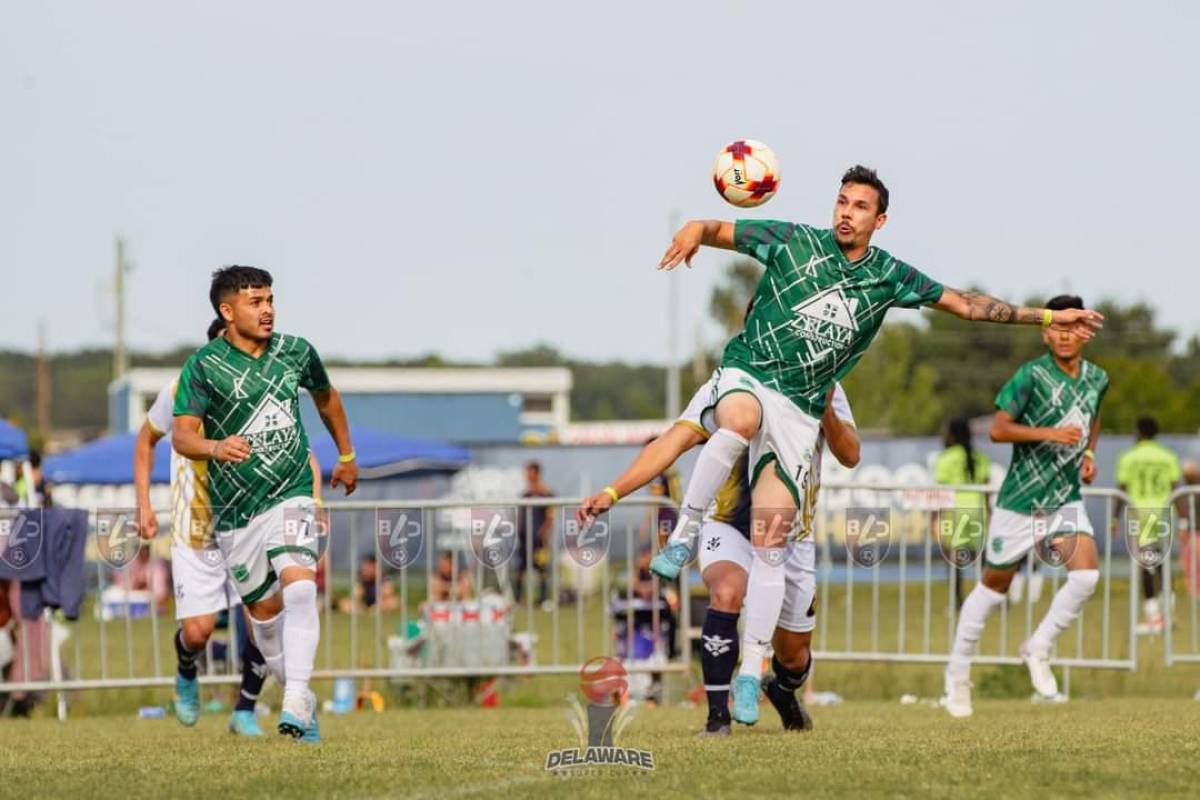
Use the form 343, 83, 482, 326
228, 709, 264, 737
731, 675, 761, 726
174, 674, 200, 727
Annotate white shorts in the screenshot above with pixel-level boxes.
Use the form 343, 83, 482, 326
217, 496, 321, 604
697, 520, 817, 634
171, 543, 241, 620
985, 501, 1095, 568
709, 367, 822, 507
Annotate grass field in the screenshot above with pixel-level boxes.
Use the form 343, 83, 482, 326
2, 699, 1199, 798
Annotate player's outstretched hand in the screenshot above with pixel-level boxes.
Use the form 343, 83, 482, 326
213, 435, 251, 463
576, 492, 614, 526
137, 504, 158, 540
331, 460, 358, 495
658, 222, 703, 271
1051, 308, 1105, 341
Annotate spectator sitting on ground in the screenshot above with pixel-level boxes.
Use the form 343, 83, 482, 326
338, 554, 400, 613
429, 552, 474, 602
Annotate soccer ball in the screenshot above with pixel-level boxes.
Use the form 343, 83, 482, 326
712, 139, 780, 208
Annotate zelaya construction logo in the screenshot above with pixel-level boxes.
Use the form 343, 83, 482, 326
544, 657, 654, 774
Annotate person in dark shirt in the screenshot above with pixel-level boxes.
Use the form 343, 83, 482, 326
516, 461, 555, 608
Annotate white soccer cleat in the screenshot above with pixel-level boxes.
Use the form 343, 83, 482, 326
940, 673, 973, 718
1020, 641, 1058, 698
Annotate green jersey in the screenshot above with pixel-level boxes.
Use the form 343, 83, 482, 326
994, 355, 1109, 514
722, 220, 944, 418
174, 333, 330, 529
1116, 440, 1180, 511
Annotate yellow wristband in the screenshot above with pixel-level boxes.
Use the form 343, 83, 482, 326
603, 486, 620, 504
312, 497, 323, 508
1084, 449, 1095, 460
1042, 309, 1053, 328
338, 450, 356, 463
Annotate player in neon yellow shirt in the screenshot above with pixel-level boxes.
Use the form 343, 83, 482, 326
1115, 416, 1181, 634
933, 418, 992, 608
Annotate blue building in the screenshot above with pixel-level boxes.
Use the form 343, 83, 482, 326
109, 366, 572, 445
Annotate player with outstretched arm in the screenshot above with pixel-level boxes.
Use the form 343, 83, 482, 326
651, 166, 1104, 715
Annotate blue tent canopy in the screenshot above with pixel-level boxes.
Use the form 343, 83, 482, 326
43, 426, 468, 485
0, 419, 30, 460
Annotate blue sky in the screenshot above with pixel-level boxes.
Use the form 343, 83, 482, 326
2, 1, 1196, 363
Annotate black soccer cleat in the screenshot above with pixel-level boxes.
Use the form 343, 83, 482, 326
763, 675, 814, 731
697, 712, 732, 737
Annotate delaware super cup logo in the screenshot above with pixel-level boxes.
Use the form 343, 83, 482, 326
544, 657, 654, 775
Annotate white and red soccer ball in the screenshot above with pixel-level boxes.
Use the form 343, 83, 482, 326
712, 139, 780, 208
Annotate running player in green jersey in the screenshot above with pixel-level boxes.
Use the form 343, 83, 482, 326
1115, 416, 1182, 634
944, 295, 1109, 717
172, 266, 358, 743
651, 165, 1104, 712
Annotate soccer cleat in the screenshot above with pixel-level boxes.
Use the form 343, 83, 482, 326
649, 542, 691, 580
229, 709, 264, 737
1136, 614, 1165, 635
174, 674, 200, 727
941, 674, 974, 718
731, 675, 761, 725
1020, 641, 1058, 698
763, 676, 813, 731
697, 715, 731, 737
278, 690, 314, 740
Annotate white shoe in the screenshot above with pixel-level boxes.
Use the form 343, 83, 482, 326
941, 671, 973, 718
1020, 641, 1057, 697
1135, 614, 1165, 635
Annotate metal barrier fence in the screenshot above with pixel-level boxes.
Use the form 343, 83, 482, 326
0, 497, 686, 711
2, 481, 1185, 713
1164, 486, 1200, 665
807, 483, 1139, 677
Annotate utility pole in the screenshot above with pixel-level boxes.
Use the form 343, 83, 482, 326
113, 237, 129, 380
665, 210, 681, 419
35, 321, 50, 438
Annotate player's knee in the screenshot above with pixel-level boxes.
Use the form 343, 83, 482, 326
181, 616, 215, 648
981, 568, 1016, 594
708, 586, 743, 613
776, 643, 810, 673
282, 578, 318, 608
714, 398, 759, 439
1067, 568, 1099, 596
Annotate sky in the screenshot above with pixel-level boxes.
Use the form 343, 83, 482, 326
2, 1, 1197, 364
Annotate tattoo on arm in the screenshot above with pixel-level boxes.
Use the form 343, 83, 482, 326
954, 289, 1040, 324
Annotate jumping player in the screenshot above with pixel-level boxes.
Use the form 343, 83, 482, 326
943, 294, 1108, 717
650, 166, 1104, 709
579, 378, 858, 734
172, 266, 357, 742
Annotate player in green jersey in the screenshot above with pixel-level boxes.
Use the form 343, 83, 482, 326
172, 266, 358, 743
1115, 416, 1182, 634
650, 166, 1104, 713
943, 295, 1109, 717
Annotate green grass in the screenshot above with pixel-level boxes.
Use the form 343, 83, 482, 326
2, 699, 1199, 798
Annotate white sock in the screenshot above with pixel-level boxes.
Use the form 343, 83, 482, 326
668, 429, 749, 546
947, 584, 1006, 681
248, 611, 286, 686
737, 555, 786, 680
282, 580, 320, 702
1027, 570, 1099, 655
1144, 597, 1161, 618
